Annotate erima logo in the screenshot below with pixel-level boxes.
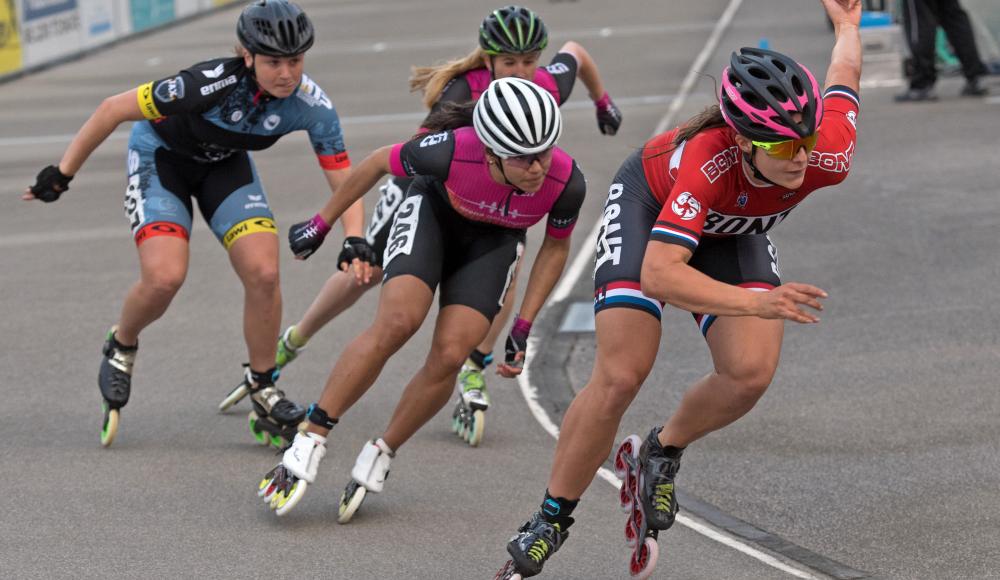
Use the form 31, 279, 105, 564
202, 64, 225, 79
200, 75, 237, 96
263, 114, 281, 131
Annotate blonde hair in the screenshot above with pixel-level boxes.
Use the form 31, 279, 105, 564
409, 47, 487, 109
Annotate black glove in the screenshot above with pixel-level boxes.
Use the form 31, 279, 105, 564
594, 93, 623, 136
504, 317, 533, 369
338, 236, 379, 270
30, 165, 73, 203
288, 214, 331, 260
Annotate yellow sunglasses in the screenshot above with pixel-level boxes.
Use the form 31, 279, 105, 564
751, 133, 818, 160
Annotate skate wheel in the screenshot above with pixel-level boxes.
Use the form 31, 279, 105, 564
467, 410, 485, 447
218, 382, 248, 412
100, 406, 119, 448
268, 433, 284, 449
625, 518, 639, 548
629, 537, 659, 579
451, 414, 462, 434
614, 434, 641, 478
274, 479, 307, 516
619, 482, 634, 513
258, 476, 277, 500
248, 412, 268, 446
494, 559, 522, 580
338, 481, 367, 524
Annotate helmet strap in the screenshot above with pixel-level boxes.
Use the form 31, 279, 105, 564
487, 151, 515, 187
744, 146, 778, 186
488, 56, 497, 81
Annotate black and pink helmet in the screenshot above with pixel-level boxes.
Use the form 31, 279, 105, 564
720, 47, 823, 141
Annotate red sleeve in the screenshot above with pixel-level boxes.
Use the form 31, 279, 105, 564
804, 86, 860, 187
646, 131, 732, 252
317, 152, 351, 170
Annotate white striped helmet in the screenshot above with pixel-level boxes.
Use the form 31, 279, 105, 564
473, 77, 562, 158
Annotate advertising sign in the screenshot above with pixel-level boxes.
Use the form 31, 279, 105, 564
20, 0, 82, 66
79, 0, 114, 46
0, 0, 23, 75
130, 0, 172, 32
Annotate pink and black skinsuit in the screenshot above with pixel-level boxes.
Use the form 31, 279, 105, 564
380, 126, 586, 319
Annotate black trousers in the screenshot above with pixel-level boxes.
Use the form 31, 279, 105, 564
900, 0, 987, 88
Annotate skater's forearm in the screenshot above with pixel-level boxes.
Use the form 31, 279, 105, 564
518, 235, 570, 323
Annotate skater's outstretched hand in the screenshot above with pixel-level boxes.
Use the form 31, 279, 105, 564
497, 317, 532, 378
289, 214, 331, 260
337, 236, 376, 285
24, 164, 73, 202
820, 0, 861, 28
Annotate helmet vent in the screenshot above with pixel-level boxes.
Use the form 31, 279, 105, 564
767, 86, 788, 102
747, 66, 770, 80
743, 91, 767, 110
791, 76, 804, 96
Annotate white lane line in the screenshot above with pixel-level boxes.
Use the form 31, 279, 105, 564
518, 0, 826, 577
0, 94, 682, 148
654, 0, 743, 135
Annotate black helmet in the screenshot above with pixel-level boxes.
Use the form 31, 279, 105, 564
719, 47, 824, 141
237, 0, 314, 57
479, 5, 548, 56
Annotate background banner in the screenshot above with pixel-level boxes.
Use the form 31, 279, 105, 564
0, 0, 23, 75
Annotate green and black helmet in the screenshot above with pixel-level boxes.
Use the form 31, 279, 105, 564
478, 5, 548, 55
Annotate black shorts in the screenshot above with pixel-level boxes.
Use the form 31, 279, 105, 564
593, 151, 781, 336
381, 183, 525, 321
365, 176, 413, 267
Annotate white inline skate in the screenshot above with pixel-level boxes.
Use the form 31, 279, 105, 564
259, 431, 326, 516
337, 438, 394, 524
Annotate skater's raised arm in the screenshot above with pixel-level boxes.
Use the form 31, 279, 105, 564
822, 0, 862, 92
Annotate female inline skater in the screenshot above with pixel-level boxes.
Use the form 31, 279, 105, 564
23, 0, 359, 449
495, 0, 863, 578
256, 78, 586, 521
272, 5, 620, 446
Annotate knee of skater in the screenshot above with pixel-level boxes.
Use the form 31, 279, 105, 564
426, 342, 469, 374
721, 366, 774, 404
374, 311, 421, 348
242, 264, 280, 293
144, 268, 186, 297
592, 369, 646, 416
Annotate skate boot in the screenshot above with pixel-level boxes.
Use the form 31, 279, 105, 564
338, 438, 394, 524
450, 363, 489, 447
98, 326, 137, 447
242, 366, 306, 448
275, 325, 307, 371
496, 511, 573, 579
613, 427, 683, 579
259, 430, 326, 516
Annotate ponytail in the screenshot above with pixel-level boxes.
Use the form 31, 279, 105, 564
412, 101, 476, 139
644, 105, 729, 159
409, 47, 487, 109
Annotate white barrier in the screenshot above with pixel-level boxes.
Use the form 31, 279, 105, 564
0, 0, 241, 80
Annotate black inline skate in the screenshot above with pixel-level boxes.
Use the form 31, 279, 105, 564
240, 366, 305, 448
613, 427, 682, 578
495, 510, 573, 579
98, 326, 137, 447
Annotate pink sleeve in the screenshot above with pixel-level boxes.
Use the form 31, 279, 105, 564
388, 143, 406, 177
